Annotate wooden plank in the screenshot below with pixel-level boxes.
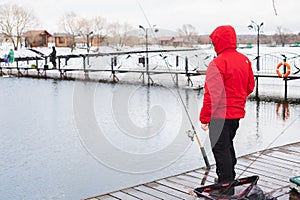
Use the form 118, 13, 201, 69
84, 143, 300, 200
249, 153, 300, 169
279, 145, 300, 153
134, 185, 181, 200
234, 168, 274, 193
238, 156, 299, 175
145, 182, 194, 200
156, 179, 193, 194
273, 146, 300, 156
237, 160, 292, 181
236, 164, 288, 186
96, 195, 120, 200
262, 150, 300, 164
196, 167, 217, 177
266, 186, 290, 197
194, 167, 218, 181
281, 142, 300, 149
122, 188, 161, 200
277, 146, 300, 155
276, 189, 300, 200
185, 171, 215, 185
176, 174, 201, 185
166, 176, 198, 188
110, 191, 141, 200
194, 160, 278, 192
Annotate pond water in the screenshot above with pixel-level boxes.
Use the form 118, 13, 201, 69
0, 77, 299, 200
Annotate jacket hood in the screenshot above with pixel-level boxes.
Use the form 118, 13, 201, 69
210, 25, 237, 55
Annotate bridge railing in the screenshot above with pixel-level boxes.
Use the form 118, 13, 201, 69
245, 52, 300, 75
1, 49, 300, 78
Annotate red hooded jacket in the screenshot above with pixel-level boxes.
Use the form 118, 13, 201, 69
200, 25, 255, 124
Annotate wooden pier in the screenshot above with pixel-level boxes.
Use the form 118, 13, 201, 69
1, 49, 300, 92
85, 142, 300, 200
1, 49, 300, 86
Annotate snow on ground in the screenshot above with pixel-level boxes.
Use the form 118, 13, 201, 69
1, 42, 300, 92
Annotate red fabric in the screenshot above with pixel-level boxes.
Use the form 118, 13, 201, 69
200, 26, 255, 124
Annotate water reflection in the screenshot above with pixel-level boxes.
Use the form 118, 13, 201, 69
276, 102, 290, 121
255, 99, 260, 137
1, 78, 300, 200
237, 97, 300, 158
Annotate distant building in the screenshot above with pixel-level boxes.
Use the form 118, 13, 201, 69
52, 33, 74, 47
158, 37, 175, 46
158, 37, 185, 47
23, 30, 52, 48
173, 38, 184, 47
72, 34, 104, 48
91, 35, 104, 47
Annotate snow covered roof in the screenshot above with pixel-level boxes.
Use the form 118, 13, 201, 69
23, 30, 52, 37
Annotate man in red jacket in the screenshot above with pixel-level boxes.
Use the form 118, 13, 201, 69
200, 25, 255, 185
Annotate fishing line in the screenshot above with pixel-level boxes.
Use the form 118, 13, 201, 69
136, 0, 210, 169
237, 112, 300, 179
161, 56, 211, 169
136, 0, 154, 31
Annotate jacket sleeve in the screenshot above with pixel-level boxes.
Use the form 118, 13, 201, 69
247, 61, 255, 95
200, 60, 225, 124
200, 83, 211, 124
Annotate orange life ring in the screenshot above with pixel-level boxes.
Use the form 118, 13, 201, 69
276, 62, 291, 78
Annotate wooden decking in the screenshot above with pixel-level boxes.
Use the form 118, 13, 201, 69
85, 142, 300, 200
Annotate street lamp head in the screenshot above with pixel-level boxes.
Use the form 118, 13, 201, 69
154, 28, 159, 33
248, 24, 253, 30
260, 22, 264, 27
139, 25, 145, 31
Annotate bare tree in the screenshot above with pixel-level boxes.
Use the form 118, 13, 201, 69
177, 24, 197, 45
78, 18, 94, 51
107, 22, 134, 47
0, 3, 37, 50
91, 16, 107, 46
59, 12, 83, 51
275, 26, 289, 46
60, 13, 108, 51
120, 23, 134, 46
107, 22, 122, 46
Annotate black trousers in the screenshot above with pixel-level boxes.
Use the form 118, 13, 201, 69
209, 118, 240, 183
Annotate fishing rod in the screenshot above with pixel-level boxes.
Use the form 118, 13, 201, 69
161, 57, 211, 170
136, 0, 210, 169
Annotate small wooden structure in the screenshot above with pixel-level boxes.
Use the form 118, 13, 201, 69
158, 37, 185, 47
52, 33, 73, 47
23, 30, 52, 48
173, 38, 184, 47
91, 35, 104, 46
158, 37, 175, 46
85, 142, 300, 200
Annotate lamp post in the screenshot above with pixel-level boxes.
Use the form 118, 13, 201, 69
248, 21, 263, 98
86, 31, 93, 66
139, 25, 158, 85
87, 31, 93, 52
248, 21, 263, 72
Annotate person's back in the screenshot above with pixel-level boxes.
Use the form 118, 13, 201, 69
49, 47, 56, 68
212, 47, 254, 119
200, 25, 255, 185
200, 26, 255, 123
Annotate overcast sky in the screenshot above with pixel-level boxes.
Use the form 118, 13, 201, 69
1, 0, 300, 35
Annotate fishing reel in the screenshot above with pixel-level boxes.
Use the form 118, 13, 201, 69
186, 130, 195, 141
